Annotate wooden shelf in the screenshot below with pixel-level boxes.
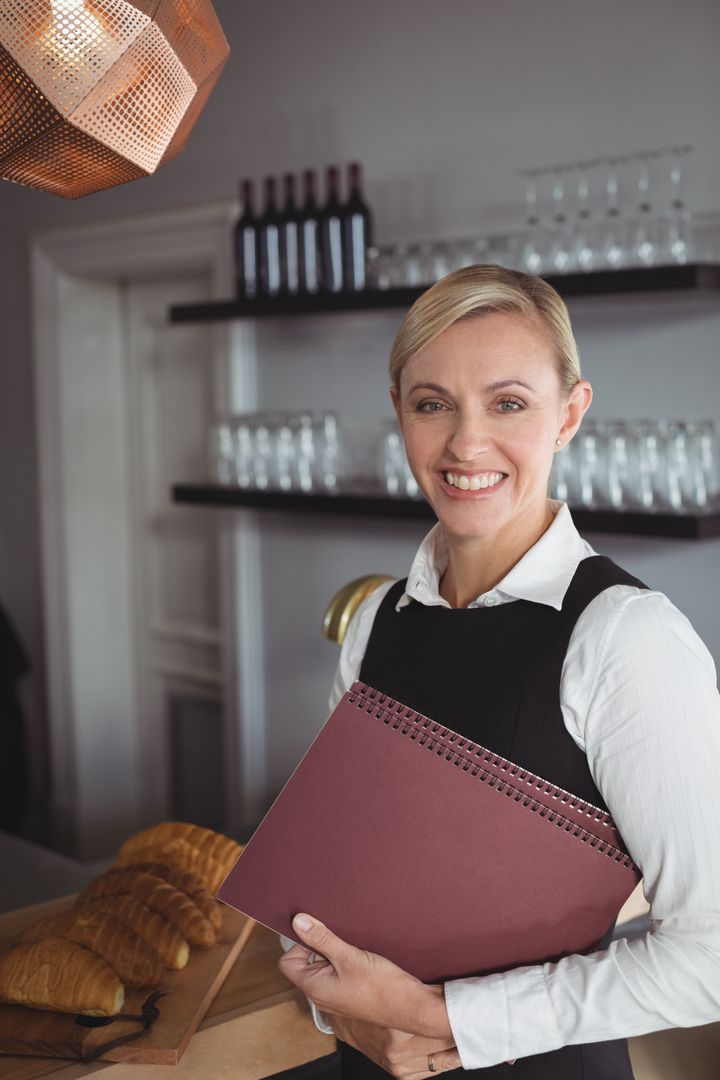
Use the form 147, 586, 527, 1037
172, 484, 720, 538
168, 264, 720, 323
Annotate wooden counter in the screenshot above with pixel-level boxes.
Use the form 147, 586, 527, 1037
0, 897, 335, 1080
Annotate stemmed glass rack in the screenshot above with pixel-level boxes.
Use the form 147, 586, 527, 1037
169, 150, 720, 536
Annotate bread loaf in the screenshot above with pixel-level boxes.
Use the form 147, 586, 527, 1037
108, 861, 222, 930
0, 937, 123, 1016
118, 822, 243, 891
20, 908, 164, 989
75, 895, 189, 969
78, 870, 215, 947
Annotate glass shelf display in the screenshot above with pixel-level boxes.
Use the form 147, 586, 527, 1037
172, 484, 720, 540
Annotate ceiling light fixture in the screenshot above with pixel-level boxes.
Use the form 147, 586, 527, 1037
0, 0, 230, 198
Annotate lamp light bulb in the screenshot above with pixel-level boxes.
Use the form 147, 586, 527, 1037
48, 0, 105, 64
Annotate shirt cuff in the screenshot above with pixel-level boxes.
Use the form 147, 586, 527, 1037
278, 935, 335, 1036
444, 965, 563, 1069
309, 1001, 336, 1035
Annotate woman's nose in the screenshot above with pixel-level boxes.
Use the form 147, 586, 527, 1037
446, 411, 490, 462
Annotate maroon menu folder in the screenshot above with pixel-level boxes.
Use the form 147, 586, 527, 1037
217, 682, 642, 983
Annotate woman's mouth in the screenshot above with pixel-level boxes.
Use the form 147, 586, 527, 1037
442, 470, 506, 492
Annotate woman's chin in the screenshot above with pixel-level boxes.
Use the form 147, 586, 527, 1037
427, 492, 510, 540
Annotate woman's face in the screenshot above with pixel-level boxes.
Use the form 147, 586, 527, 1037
391, 310, 591, 545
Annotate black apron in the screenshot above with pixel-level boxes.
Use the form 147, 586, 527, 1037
338, 555, 646, 1080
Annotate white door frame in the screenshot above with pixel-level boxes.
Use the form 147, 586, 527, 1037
32, 201, 266, 858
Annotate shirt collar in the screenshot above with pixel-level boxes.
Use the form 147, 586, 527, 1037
398, 501, 593, 612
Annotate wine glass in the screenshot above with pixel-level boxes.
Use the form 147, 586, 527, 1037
605, 421, 635, 508
549, 167, 573, 274
630, 151, 659, 268
208, 419, 235, 485
519, 171, 543, 274
579, 420, 609, 507
313, 412, 342, 492
600, 156, 627, 270
662, 145, 694, 265
232, 416, 255, 489
549, 440, 578, 504
683, 420, 719, 508
573, 162, 595, 272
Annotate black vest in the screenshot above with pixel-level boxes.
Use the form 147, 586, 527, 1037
339, 554, 646, 1080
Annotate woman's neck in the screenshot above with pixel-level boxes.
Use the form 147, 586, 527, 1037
438, 501, 555, 609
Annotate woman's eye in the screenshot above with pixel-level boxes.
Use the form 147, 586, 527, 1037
497, 398, 524, 413
416, 400, 447, 413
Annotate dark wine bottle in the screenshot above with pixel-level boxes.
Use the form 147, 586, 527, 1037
279, 173, 300, 295
234, 179, 260, 299
258, 176, 281, 297
320, 165, 344, 292
342, 162, 372, 290
298, 169, 321, 294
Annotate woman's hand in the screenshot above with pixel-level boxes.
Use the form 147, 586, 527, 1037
327, 1013, 462, 1078
278, 913, 454, 1041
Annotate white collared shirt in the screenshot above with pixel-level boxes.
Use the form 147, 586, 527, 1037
309, 501, 720, 1067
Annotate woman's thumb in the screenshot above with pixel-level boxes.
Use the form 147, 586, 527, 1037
292, 914, 344, 962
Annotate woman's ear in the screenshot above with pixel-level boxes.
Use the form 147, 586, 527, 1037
389, 384, 401, 424
557, 379, 593, 446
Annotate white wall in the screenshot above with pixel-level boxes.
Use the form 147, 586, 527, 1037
1, 0, 719, 817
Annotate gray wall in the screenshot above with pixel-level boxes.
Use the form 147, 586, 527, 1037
1, 0, 719, 814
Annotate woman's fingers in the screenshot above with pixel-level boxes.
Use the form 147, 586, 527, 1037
279, 915, 452, 1041
328, 1014, 461, 1079
424, 1048, 463, 1075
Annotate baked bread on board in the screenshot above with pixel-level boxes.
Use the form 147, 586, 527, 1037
0, 937, 124, 1016
74, 894, 189, 970
20, 908, 164, 989
78, 870, 215, 947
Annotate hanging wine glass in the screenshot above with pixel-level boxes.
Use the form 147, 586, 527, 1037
663, 145, 694, 265
549, 167, 573, 273
631, 151, 658, 267
573, 161, 595, 272
600, 156, 627, 269
519, 170, 543, 274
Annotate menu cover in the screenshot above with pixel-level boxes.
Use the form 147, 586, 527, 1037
217, 683, 641, 983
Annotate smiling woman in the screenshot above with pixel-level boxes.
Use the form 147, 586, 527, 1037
279, 265, 720, 1080
389, 304, 592, 605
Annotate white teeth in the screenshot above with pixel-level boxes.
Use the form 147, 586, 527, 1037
445, 471, 505, 490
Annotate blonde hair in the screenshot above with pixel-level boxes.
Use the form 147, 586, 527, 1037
389, 264, 581, 395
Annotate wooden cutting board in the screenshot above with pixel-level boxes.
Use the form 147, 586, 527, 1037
0, 895, 255, 1065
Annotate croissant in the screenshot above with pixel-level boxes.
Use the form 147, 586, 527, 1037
78, 870, 215, 946
115, 838, 207, 879
20, 908, 164, 989
75, 895, 189, 970
0, 937, 123, 1016
108, 860, 222, 930
115, 837, 229, 895
118, 823, 243, 890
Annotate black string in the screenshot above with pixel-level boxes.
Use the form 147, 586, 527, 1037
75, 990, 167, 1063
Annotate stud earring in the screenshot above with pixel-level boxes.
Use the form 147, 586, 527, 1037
555, 438, 563, 447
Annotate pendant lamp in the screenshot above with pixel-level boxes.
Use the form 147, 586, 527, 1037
0, 0, 229, 198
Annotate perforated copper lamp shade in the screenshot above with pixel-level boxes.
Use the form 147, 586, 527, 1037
0, 0, 229, 198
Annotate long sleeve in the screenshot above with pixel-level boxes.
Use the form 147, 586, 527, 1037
444, 587, 720, 1068
327, 580, 397, 710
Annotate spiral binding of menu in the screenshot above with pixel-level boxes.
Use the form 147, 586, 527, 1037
349, 682, 637, 870
217, 681, 642, 982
